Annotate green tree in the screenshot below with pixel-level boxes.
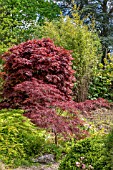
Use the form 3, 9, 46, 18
54, 0, 113, 63
0, 0, 60, 54
34, 12, 101, 101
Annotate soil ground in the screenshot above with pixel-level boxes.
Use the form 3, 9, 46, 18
13, 163, 60, 170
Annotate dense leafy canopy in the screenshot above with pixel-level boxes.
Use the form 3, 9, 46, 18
0, 38, 85, 138
88, 54, 113, 101
34, 13, 101, 101
54, 0, 113, 61
0, 0, 60, 54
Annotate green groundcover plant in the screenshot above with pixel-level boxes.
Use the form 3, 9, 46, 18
59, 133, 111, 170
0, 109, 46, 167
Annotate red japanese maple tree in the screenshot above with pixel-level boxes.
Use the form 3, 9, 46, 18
0, 38, 109, 138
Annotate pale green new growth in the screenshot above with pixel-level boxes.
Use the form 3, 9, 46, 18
35, 9, 101, 101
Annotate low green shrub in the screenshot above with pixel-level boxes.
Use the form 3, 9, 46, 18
105, 128, 113, 170
0, 109, 46, 167
59, 134, 111, 170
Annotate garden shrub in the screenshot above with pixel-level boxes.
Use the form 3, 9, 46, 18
88, 53, 113, 101
34, 11, 101, 102
0, 38, 87, 139
105, 128, 113, 169
59, 134, 111, 170
0, 109, 46, 167
1, 38, 75, 98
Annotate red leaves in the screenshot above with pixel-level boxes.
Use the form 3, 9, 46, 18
2, 38, 75, 97
6, 78, 84, 137
14, 78, 68, 107
0, 38, 109, 138
1, 38, 83, 138
74, 98, 110, 113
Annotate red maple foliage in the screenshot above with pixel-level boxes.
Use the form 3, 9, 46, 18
2, 38, 75, 98
0, 38, 109, 138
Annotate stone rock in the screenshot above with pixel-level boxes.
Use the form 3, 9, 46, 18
32, 154, 55, 164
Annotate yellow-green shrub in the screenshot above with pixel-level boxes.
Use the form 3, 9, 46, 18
34, 11, 101, 101
0, 109, 46, 167
88, 53, 113, 101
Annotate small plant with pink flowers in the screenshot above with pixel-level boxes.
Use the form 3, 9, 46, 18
75, 157, 94, 170
59, 134, 111, 170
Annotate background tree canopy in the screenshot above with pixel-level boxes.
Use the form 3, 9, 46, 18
0, 0, 60, 54
54, 0, 113, 62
